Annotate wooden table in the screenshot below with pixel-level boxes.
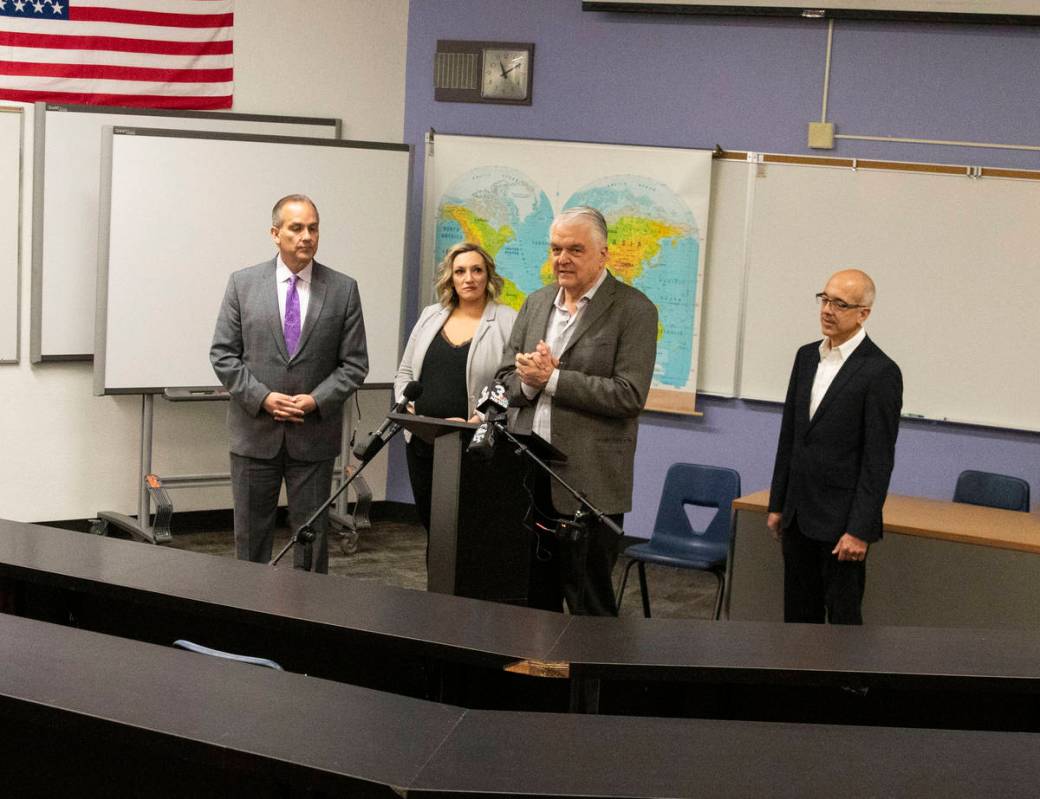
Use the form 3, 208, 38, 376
729, 490, 1040, 628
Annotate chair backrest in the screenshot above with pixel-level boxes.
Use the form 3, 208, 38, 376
953, 470, 1030, 512
173, 639, 283, 670
651, 463, 742, 545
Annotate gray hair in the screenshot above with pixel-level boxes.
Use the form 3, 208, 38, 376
271, 194, 319, 228
554, 206, 609, 247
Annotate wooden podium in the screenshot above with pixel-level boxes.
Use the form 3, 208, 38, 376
390, 413, 564, 604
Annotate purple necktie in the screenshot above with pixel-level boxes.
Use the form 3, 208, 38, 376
284, 274, 301, 356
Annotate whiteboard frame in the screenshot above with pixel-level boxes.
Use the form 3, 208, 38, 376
0, 107, 23, 364
30, 103, 341, 363
95, 127, 412, 395
736, 156, 1040, 433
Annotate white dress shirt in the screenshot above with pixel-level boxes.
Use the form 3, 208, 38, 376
276, 256, 313, 328
810, 326, 867, 419
522, 268, 609, 441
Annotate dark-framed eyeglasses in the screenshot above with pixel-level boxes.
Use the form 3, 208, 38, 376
815, 293, 865, 312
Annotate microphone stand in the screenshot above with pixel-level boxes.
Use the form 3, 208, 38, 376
492, 421, 626, 539
493, 420, 625, 616
269, 448, 380, 569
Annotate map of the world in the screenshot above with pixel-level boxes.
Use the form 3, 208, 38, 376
435, 165, 702, 391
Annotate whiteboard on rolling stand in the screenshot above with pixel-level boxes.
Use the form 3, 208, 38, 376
95, 127, 410, 395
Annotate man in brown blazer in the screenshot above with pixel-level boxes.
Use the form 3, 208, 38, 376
497, 206, 658, 616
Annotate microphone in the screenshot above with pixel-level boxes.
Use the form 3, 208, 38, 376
467, 383, 509, 460
353, 381, 423, 463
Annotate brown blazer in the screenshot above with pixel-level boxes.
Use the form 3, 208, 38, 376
497, 272, 658, 515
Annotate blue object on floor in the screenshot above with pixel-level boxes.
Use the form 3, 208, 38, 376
617, 463, 741, 619
173, 639, 283, 670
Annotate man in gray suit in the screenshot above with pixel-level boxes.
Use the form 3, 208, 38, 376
497, 206, 658, 616
211, 194, 368, 573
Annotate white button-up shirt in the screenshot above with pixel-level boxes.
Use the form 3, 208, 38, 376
810, 326, 866, 419
522, 269, 609, 442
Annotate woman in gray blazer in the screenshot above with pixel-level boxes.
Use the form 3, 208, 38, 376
394, 242, 517, 531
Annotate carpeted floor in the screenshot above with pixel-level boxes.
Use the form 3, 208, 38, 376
168, 512, 721, 619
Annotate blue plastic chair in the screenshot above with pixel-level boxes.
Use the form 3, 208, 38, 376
953, 470, 1030, 512
173, 639, 283, 670
616, 463, 741, 619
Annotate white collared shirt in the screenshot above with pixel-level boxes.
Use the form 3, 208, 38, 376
276, 256, 313, 329
523, 268, 609, 441
810, 326, 867, 419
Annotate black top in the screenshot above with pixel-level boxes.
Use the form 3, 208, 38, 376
415, 328, 470, 420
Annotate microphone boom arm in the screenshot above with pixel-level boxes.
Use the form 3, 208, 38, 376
491, 421, 625, 538
270, 441, 379, 568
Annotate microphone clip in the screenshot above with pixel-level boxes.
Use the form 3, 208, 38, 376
556, 509, 589, 543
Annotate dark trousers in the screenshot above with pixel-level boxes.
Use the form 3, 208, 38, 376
528, 471, 622, 617
230, 448, 335, 573
781, 516, 866, 625
404, 437, 434, 533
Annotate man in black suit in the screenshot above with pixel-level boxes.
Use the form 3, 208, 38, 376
767, 269, 902, 625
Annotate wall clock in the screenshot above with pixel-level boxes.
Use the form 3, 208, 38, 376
435, 41, 534, 105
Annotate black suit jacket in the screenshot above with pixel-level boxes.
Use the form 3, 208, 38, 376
768, 334, 902, 544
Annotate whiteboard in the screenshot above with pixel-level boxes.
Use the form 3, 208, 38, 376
31, 103, 340, 362
698, 158, 750, 397
95, 128, 411, 394
739, 160, 1040, 432
0, 108, 22, 364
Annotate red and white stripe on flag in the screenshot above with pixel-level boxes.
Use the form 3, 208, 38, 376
0, 0, 233, 109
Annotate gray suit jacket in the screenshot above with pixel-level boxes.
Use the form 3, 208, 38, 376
497, 272, 658, 515
210, 258, 368, 462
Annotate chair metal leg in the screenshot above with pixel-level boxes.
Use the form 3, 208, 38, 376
712, 570, 725, 620
616, 558, 637, 611
637, 561, 651, 618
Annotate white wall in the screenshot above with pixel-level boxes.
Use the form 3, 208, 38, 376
0, 0, 409, 523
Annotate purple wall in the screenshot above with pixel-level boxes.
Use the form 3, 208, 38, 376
393, 1, 1040, 535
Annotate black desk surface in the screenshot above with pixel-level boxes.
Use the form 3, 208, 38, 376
5, 613, 1040, 799
0, 517, 569, 663
551, 616, 1040, 688
5, 518, 1040, 697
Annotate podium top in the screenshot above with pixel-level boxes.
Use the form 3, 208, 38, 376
389, 412, 566, 462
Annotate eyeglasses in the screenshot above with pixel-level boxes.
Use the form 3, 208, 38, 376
815, 293, 866, 312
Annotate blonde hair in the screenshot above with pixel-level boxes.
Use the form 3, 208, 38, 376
434, 242, 503, 307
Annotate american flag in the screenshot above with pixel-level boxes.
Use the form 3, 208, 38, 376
0, 0, 233, 109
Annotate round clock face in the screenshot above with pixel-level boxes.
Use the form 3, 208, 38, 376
481, 48, 529, 100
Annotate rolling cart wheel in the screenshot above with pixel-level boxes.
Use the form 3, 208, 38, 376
340, 529, 360, 556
